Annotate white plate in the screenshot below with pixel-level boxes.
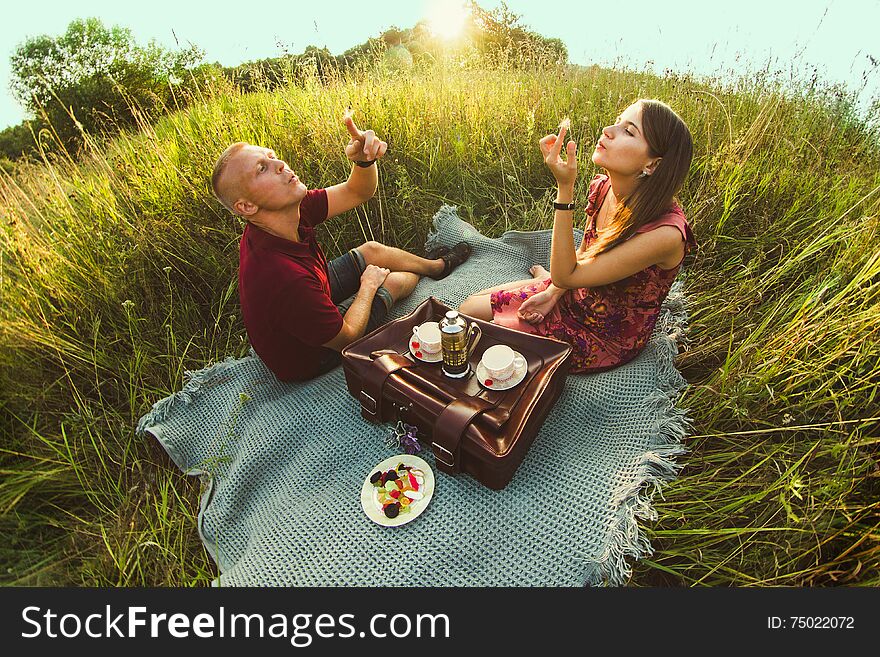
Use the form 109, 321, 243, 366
408, 339, 442, 363
475, 350, 528, 391
361, 454, 435, 527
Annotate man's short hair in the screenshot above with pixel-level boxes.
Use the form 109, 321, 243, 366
211, 142, 248, 213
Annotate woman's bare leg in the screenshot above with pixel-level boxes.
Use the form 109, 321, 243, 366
458, 276, 544, 320
458, 293, 494, 320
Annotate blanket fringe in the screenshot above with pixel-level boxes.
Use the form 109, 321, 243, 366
136, 355, 245, 437
425, 204, 459, 255
582, 279, 693, 587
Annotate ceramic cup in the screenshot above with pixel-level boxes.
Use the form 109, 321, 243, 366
412, 321, 442, 354
480, 344, 525, 381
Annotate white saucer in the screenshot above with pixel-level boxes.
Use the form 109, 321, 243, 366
409, 339, 442, 363
361, 455, 435, 527
476, 351, 528, 390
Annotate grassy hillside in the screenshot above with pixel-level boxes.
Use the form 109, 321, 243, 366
1, 61, 878, 586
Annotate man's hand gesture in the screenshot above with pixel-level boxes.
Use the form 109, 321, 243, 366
344, 115, 388, 163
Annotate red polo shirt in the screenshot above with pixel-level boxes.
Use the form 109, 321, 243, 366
238, 188, 344, 381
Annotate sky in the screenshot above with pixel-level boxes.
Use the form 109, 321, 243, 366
1, 0, 878, 130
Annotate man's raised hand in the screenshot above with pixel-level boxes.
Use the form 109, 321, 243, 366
344, 115, 388, 162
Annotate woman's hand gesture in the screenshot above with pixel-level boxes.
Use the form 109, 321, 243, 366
539, 124, 577, 189
517, 288, 560, 325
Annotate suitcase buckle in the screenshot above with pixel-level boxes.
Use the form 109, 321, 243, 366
432, 442, 455, 468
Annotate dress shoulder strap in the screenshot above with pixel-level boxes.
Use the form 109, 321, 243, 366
636, 205, 697, 250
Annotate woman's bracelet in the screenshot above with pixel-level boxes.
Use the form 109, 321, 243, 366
552, 201, 576, 211
355, 159, 377, 168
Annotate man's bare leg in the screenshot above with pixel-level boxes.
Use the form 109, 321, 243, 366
381, 271, 420, 303
358, 241, 444, 277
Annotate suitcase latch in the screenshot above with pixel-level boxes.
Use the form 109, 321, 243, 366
359, 391, 378, 416
432, 442, 455, 468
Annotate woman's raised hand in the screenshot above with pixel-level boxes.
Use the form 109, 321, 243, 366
539, 125, 577, 189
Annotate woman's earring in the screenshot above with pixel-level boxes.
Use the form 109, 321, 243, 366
638, 170, 649, 179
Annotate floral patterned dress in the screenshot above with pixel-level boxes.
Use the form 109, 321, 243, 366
490, 174, 696, 373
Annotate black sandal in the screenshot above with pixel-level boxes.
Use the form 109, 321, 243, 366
427, 241, 472, 280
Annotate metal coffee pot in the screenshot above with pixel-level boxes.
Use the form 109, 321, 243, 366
439, 310, 482, 378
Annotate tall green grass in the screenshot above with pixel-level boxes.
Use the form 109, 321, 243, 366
1, 60, 878, 585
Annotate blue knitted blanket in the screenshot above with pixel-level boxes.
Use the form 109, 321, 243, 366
137, 206, 692, 586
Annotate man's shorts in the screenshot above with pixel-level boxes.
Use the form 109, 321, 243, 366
327, 247, 394, 323
315, 247, 395, 375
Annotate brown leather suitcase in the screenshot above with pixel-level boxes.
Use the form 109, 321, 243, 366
341, 297, 572, 490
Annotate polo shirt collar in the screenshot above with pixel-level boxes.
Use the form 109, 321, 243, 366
245, 220, 315, 258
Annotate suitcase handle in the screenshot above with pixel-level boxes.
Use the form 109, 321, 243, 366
360, 353, 413, 423
431, 396, 492, 474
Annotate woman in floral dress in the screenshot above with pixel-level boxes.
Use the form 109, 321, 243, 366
459, 99, 696, 373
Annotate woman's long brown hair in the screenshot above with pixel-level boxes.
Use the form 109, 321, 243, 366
586, 99, 693, 258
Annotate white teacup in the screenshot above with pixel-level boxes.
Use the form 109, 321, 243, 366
412, 321, 442, 354
481, 344, 525, 381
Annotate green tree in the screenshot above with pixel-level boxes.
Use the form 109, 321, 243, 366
10, 17, 204, 154
218, 2, 568, 95
0, 120, 42, 162
466, 1, 568, 67
231, 46, 339, 93
338, 2, 567, 71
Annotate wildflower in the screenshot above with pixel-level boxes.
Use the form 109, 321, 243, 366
122, 299, 135, 310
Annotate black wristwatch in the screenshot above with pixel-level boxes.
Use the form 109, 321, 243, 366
355, 159, 377, 168
553, 201, 576, 211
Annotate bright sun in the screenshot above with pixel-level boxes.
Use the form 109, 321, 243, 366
426, 0, 470, 41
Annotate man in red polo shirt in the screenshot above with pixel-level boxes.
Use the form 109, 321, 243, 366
211, 115, 471, 382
